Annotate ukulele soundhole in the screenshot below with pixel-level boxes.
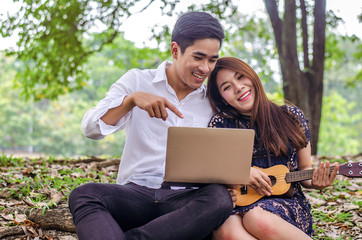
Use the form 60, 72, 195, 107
269, 175, 277, 186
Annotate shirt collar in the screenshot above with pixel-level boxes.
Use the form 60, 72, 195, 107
153, 61, 170, 83
153, 61, 208, 99
198, 83, 208, 99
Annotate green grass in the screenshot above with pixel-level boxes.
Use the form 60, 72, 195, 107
0, 153, 360, 239
0, 154, 117, 207
0, 153, 25, 167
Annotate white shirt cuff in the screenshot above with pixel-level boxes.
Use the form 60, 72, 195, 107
98, 96, 131, 135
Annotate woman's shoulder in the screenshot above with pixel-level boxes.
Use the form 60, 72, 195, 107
283, 104, 301, 113
208, 114, 225, 128
282, 105, 307, 120
208, 114, 235, 128
210, 114, 224, 121
282, 104, 310, 138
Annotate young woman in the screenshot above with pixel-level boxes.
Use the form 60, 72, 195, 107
207, 57, 339, 240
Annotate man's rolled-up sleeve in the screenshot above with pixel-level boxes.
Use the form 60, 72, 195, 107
81, 71, 136, 139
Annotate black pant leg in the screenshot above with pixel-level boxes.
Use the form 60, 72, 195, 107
125, 184, 233, 240
68, 182, 156, 240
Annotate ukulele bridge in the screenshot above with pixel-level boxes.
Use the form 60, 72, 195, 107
239, 185, 248, 195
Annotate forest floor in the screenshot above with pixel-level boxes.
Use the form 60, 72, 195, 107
0, 153, 361, 240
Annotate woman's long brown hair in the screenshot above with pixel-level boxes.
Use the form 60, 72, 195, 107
207, 57, 307, 156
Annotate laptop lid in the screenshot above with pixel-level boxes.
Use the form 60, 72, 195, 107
164, 126, 255, 185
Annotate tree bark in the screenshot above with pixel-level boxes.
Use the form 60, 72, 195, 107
0, 226, 24, 239
308, 0, 326, 155
300, 0, 310, 69
26, 207, 76, 232
264, 0, 326, 154
1, 205, 76, 233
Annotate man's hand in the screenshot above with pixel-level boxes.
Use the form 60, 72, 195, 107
100, 91, 184, 125
131, 92, 184, 121
248, 167, 273, 196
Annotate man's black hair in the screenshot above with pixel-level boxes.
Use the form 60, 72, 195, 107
171, 12, 225, 53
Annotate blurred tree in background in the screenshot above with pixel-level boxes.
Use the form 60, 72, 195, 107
0, 0, 361, 156
0, 36, 169, 156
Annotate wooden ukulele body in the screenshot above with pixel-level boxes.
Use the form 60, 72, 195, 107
236, 165, 291, 207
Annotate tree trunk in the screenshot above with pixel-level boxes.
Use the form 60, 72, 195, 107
26, 207, 76, 232
309, 0, 326, 155
0, 205, 76, 239
264, 0, 326, 154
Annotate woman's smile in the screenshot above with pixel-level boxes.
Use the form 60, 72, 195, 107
238, 90, 251, 102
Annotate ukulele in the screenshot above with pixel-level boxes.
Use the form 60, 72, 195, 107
236, 162, 361, 207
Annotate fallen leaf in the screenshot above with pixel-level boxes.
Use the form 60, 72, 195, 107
23, 197, 36, 207
1, 213, 14, 221
0, 188, 13, 198
59, 236, 78, 240
14, 211, 27, 222
342, 203, 360, 211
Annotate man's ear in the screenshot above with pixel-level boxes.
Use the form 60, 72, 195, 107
170, 41, 179, 60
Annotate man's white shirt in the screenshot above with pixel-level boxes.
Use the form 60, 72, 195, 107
81, 61, 213, 188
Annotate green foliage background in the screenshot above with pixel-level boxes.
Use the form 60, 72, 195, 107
1, 32, 360, 157
0, 1, 361, 157
0, 36, 170, 157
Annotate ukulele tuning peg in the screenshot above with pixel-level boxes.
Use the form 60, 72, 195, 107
339, 162, 361, 178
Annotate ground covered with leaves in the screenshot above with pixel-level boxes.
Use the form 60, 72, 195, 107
0, 153, 361, 240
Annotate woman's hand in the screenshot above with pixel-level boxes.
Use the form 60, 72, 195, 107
248, 167, 273, 196
224, 185, 238, 208
228, 188, 237, 208
311, 161, 339, 190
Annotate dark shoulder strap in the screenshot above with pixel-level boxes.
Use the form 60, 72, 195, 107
266, 150, 272, 167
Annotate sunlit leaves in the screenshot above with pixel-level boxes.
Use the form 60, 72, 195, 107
0, 0, 180, 101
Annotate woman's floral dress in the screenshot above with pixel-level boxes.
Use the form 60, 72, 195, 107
208, 106, 313, 236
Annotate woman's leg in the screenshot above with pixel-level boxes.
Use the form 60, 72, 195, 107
213, 215, 257, 240
242, 207, 312, 240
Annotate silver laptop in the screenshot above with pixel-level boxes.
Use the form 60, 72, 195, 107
164, 126, 255, 185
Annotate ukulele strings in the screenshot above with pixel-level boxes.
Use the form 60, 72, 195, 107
267, 167, 336, 181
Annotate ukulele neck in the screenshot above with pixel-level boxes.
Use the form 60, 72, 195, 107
285, 166, 336, 183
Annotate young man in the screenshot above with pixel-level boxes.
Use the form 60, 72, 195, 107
69, 12, 234, 240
